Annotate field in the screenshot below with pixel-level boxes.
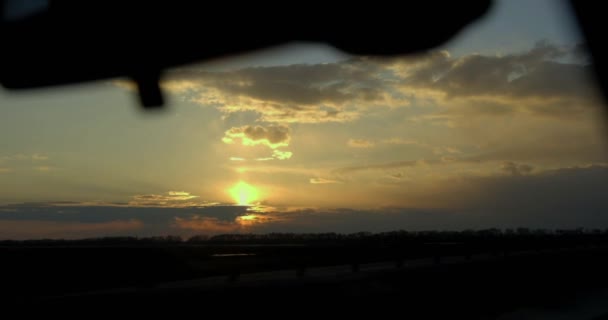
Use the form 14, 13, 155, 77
3, 231, 608, 317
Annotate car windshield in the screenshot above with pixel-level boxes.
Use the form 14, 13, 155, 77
0, 0, 606, 240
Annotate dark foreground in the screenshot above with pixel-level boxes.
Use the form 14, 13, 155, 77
3, 233, 608, 318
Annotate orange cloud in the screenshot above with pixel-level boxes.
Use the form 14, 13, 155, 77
129, 191, 205, 207
173, 216, 241, 233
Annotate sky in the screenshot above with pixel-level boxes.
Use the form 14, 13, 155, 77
1, 0, 608, 239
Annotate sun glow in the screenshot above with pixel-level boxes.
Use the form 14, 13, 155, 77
229, 181, 259, 205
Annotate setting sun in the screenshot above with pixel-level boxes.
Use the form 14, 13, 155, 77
229, 181, 259, 205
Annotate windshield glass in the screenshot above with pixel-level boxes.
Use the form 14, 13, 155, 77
1, 0, 606, 240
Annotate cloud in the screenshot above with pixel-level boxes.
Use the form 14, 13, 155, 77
347, 138, 375, 148
395, 42, 598, 121
214, 98, 360, 123
381, 138, 461, 155
33, 166, 53, 172
465, 139, 608, 164
2, 164, 608, 238
173, 213, 278, 234
167, 191, 196, 197
309, 178, 341, 184
222, 125, 291, 149
132, 192, 197, 201
382, 138, 420, 145
163, 58, 395, 123
232, 150, 293, 162
0, 154, 52, 173
231, 165, 317, 175
255, 165, 608, 232
500, 161, 534, 176
434, 164, 608, 228
402, 42, 591, 99
331, 156, 477, 176
156, 42, 596, 127
334, 159, 422, 175
0, 219, 143, 240
0, 154, 26, 161
32, 154, 48, 161
1, 153, 49, 162
173, 216, 241, 233
389, 172, 405, 179
129, 191, 200, 207
0, 203, 251, 239
223, 125, 293, 160
272, 149, 293, 160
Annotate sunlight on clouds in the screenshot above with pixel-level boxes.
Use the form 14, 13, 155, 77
348, 138, 375, 148
272, 149, 293, 160
208, 95, 361, 123
129, 191, 202, 207
236, 214, 261, 226
310, 178, 341, 184
231, 165, 317, 175
167, 191, 195, 197
172, 213, 274, 234
173, 216, 240, 233
160, 80, 199, 93
114, 79, 199, 94
223, 125, 293, 161
222, 125, 291, 149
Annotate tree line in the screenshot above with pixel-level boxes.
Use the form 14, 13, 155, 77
2, 227, 608, 246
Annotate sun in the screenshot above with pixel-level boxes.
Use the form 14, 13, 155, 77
229, 181, 259, 205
